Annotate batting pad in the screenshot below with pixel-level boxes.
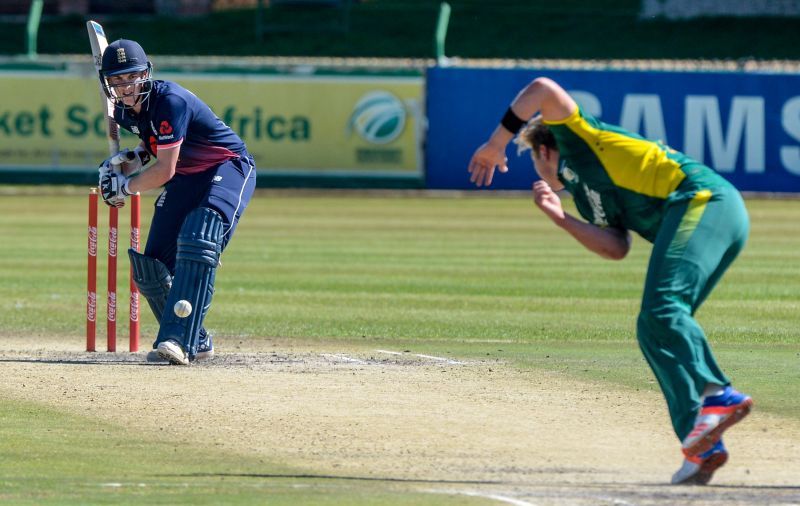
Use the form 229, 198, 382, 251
156, 207, 223, 359
129, 250, 172, 323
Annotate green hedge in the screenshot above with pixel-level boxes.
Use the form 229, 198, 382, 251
1, 1, 800, 59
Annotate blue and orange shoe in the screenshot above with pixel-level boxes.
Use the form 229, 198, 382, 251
682, 387, 753, 458
672, 440, 729, 485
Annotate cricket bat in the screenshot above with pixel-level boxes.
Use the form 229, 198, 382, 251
86, 20, 121, 167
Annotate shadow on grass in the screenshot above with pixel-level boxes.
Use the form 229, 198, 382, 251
0, 356, 156, 366
167, 472, 505, 485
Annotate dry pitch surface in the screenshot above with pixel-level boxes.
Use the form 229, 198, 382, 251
2, 337, 799, 506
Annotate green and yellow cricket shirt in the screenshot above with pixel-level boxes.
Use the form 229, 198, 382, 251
546, 107, 750, 441
545, 107, 731, 242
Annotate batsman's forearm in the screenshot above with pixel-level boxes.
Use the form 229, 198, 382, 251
554, 213, 630, 260
127, 160, 174, 193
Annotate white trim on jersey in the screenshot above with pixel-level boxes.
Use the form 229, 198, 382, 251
222, 156, 255, 240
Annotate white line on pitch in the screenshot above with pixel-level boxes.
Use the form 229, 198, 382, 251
374, 350, 465, 365
426, 489, 537, 506
375, 349, 402, 355
606, 498, 636, 506
321, 354, 367, 364
415, 353, 465, 365
460, 491, 537, 506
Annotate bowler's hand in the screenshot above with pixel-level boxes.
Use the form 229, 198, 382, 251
468, 142, 508, 187
532, 180, 565, 222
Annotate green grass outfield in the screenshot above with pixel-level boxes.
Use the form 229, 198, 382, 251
1, 187, 798, 504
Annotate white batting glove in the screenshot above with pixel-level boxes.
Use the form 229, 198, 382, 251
99, 170, 132, 208
99, 146, 152, 175
113, 146, 152, 173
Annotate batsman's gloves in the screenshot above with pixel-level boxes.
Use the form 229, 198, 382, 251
99, 170, 133, 208
99, 146, 152, 174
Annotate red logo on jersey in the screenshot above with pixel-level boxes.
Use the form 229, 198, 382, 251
159, 121, 173, 135
148, 135, 158, 155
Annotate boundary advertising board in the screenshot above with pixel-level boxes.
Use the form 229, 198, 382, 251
427, 67, 800, 192
0, 70, 424, 183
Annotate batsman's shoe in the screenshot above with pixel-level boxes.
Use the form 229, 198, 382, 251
147, 330, 213, 363
194, 333, 215, 361
682, 387, 753, 458
146, 349, 165, 363
671, 440, 728, 485
156, 339, 189, 366
148, 346, 213, 363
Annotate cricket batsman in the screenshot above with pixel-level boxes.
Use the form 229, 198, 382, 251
468, 77, 754, 485
96, 39, 256, 365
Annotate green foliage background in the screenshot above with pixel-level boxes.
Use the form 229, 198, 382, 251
2, 1, 800, 59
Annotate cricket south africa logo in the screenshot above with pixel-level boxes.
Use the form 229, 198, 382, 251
348, 91, 407, 145
561, 165, 578, 183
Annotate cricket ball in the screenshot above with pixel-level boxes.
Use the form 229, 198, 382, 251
174, 300, 192, 318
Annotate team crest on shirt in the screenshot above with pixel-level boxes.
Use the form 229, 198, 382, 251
561, 164, 578, 183
131, 126, 140, 134
583, 183, 608, 227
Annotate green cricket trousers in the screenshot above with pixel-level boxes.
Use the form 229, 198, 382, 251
636, 183, 749, 441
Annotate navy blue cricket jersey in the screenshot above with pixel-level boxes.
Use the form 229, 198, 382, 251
114, 80, 245, 175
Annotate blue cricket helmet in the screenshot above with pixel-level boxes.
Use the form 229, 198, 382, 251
101, 39, 151, 76
99, 39, 154, 108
